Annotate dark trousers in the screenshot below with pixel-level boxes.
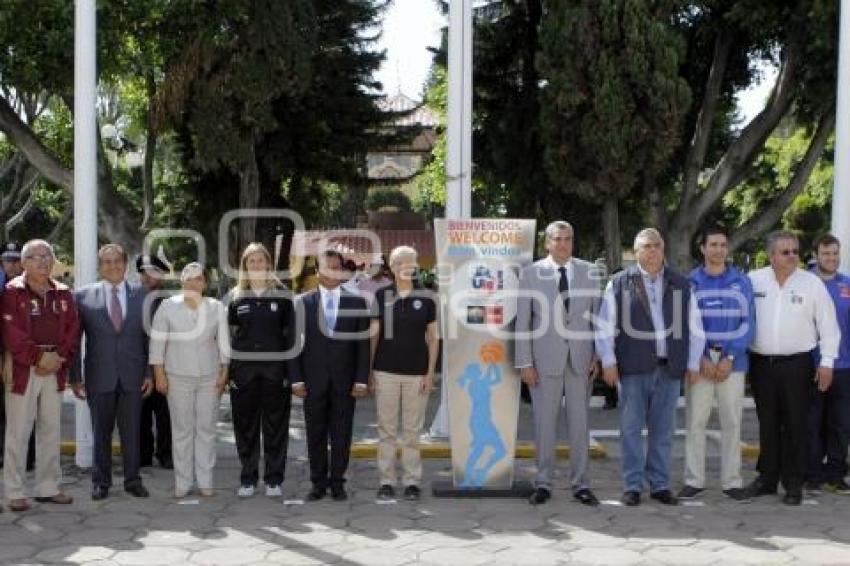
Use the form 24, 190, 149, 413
807, 368, 850, 484
140, 390, 171, 466
304, 389, 355, 490
751, 352, 813, 494
0, 391, 36, 469
230, 363, 291, 487
87, 384, 143, 489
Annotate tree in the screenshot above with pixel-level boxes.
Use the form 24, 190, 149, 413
538, 0, 691, 270
658, 0, 837, 268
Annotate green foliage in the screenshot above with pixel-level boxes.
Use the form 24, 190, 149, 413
538, 0, 691, 201
365, 188, 412, 212
723, 124, 834, 259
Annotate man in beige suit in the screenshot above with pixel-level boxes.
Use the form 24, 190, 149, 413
515, 221, 600, 506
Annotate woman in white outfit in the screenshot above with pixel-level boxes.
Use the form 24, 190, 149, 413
150, 263, 229, 497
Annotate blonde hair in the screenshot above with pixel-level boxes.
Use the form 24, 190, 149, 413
388, 245, 417, 268
234, 242, 283, 293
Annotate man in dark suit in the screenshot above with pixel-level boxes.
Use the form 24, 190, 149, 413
71, 244, 152, 500
136, 254, 173, 470
289, 249, 370, 501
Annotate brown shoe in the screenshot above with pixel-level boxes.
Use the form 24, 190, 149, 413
35, 492, 73, 505
8, 498, 30, 512
199, 489, 215, 498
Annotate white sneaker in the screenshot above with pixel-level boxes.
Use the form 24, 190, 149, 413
237, 485, 255, 498
266, 484, 283, 498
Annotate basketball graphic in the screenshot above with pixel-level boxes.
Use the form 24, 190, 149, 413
478, 341, 505, 365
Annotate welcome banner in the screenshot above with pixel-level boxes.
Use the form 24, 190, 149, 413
435, 218, 536, 489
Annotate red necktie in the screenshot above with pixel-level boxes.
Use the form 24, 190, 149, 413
110, 286, 123, 331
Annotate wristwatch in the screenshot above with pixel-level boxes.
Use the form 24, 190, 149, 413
726, 354, 735, 363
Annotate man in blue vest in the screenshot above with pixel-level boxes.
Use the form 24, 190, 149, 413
596, 228, 704, 506
806, 233, 850, 494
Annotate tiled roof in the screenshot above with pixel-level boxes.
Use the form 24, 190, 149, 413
289, 229, 436, 262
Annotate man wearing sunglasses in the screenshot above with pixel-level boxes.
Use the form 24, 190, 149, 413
746, 230, 839, 505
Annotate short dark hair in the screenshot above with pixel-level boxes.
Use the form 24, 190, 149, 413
814, 233, 840, 251
320, 249, 344, 265
699, 225, 728, 246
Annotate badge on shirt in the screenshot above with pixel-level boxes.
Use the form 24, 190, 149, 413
413, 299, 422, 310
754, 291, 766, 298
789, 290, 804, 305
236, 305, 250, 315
270, 302, 278, 312
59, 300, 68, 312
29, 299, 41, 316
839, 284, 850, 299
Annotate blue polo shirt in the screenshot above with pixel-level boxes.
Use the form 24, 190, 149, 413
689, 265, 755, 372
811, 269, 850, 370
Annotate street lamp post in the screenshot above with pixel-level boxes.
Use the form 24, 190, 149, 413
833, 0, 850, 271
73, 0, 98, 468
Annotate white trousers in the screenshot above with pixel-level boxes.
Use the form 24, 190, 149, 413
684, 371, 745, 490
4, 369, 62, 501
166, 373, 220, 493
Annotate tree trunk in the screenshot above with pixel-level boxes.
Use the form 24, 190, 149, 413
238, 140, 261, 254
602, 195, 621, 272
141, 72, 157, 231
666, 235, 694, 273
0, 94, 142, 251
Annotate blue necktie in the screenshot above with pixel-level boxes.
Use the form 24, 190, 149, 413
324, 294, 336, 332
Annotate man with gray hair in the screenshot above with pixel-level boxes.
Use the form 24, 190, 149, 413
596, 228, 704, 506
746, 230, 839, 505
515, 221, 600, 506
1, 239, 79, 511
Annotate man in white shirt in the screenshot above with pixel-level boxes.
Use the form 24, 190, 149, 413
745, 230, 840, 505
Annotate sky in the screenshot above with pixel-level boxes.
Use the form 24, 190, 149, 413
375, 0, 774, 124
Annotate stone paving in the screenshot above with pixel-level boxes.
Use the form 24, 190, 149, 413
0, 394, 846, 565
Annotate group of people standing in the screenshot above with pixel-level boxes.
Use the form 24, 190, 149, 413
0, 219, 845, 512
0, 239, 436, 511
516, 221, 842, 507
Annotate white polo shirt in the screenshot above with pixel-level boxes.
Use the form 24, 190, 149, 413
748, 266, 840, 367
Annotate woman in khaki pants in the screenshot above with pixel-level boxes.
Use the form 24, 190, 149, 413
150, 263, 229, 498
370, 246, 439, 501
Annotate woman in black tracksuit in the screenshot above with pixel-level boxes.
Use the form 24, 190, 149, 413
227, 243, 295, 498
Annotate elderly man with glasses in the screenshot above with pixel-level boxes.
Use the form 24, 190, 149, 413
745, 230, 840, 505
1, 239, 79, 512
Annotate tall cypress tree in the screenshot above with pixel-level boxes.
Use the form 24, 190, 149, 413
538, 0, 690, 270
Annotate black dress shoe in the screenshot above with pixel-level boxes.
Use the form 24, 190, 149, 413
574, 488, 600, 506
650, 490, 678, 505
331, 486, 348, 501
306, 487, 326, 501
783, 492, 803, 505
621, 491, 640, 506
528, 487, 551, 505
91, 486, 109, 501
158, 456, 174, 470
744, 477, 778, 498
125, 484, 150, 498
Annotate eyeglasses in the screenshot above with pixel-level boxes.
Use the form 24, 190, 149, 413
779, 249, 799, 256
24, 254, 52, 263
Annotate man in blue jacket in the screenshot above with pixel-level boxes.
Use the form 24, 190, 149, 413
679, 226, 755, 502
807, 233, 850, 494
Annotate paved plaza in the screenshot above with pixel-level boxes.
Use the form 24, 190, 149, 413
0, 393, 848, 565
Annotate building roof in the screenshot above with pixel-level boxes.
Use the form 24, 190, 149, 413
289, 229, 436, 263
377, 93, 439, 128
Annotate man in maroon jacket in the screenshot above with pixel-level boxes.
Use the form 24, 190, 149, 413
1, 239, 79, 512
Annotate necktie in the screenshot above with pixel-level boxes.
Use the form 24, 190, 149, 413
324, 293, 336, 332
558, 266, 570, 314
110, 286, 123, 331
